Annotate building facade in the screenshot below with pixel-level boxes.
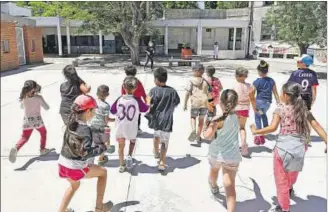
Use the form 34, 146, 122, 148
1, 2, 44, 72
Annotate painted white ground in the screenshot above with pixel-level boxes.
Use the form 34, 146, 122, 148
1, 57, 327, 212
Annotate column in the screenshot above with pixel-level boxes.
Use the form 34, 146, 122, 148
233, 27, 237, 53
197, 22, 202, 55
57, 16, 63, 56
66, 22, 71, 55
164, 25, 168, 55
99, 30, 103, 54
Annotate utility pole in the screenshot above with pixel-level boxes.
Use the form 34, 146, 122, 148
246, 1, 254, 58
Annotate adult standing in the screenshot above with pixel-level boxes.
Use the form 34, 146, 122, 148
213, 42, 219, 60
144, 41, 155, 71
59, 65, 91, 125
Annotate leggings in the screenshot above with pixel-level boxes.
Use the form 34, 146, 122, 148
144, 54, 154, 69
274, 148, 299, 211
16, 126, 47, 151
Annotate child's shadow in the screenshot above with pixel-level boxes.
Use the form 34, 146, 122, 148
14, 150, 59, 171
272, 194, 327, 212
214, 178, 271, 212
86, 200, 140, 212
243, 146, 273, 159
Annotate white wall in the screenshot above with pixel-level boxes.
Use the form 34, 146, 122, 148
168, 27, 197, 50
1, 2, 32, 17
202, 28, 230, 50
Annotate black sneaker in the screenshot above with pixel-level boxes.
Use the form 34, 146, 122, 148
271, 205, 290, 212
289, 187, 294, 196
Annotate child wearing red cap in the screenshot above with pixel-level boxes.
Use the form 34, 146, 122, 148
58, 95, 112, 212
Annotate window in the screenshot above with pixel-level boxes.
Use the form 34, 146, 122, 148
206, 28, 212, 33
31, 40, 36, 52
228, 28, 242, 50
2, 40, 10, 53
261, 20, 275, 41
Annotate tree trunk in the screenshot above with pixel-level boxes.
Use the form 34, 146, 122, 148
298, 43, 309, 55
130, 45, 140, 66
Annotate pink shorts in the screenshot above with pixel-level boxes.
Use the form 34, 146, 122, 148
235, 110, 249, 118
58, 164, 89, 181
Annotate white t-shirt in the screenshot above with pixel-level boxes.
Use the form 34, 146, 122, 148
111, 95, 140, 140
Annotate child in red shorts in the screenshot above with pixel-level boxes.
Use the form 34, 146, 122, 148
233, 67, 252, 156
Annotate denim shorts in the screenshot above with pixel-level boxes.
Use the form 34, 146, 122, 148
191, 108, 208, 118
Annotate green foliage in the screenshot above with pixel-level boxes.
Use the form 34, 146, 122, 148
205, 2, 218, 9
266, 1, 327, 48
163, 1, 199, 9
216, 1, 249, 9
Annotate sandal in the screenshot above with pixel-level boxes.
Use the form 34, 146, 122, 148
158, 163, 166, 171
208, 181, 219, 194
119, 164, 126, 173
95, 201, 114, 212
65, 208, 74, 212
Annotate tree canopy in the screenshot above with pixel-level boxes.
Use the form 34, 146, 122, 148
163, 1, 199, 9
266, 1, 327, 53
216, 1, 249, 9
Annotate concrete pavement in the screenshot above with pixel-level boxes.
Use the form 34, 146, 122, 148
1, 59, 327, 212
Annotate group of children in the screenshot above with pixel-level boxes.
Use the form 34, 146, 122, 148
8, 54, 327, 212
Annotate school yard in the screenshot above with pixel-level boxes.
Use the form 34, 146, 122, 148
1, 56, 327, 212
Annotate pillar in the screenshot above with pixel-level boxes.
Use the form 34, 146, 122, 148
56, 16, 63, 56
233, 27, 237, 52
164, 25, 168, 55
99, 30, 103, 54
66, 22, 71, 55
197, 22, 202, 55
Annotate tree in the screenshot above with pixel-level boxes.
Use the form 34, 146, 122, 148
216, 1, 249, 9
205, 2, 218, 9
163, 1, 199, 9
266, 1, 327, 54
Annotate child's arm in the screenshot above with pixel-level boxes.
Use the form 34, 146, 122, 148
139, 81, 147, 102
174, 91, 180, 107
184, 91, 190, 111
272, 84, 280, 104
203, 120, 224, 140
251, 113, 281, 135
311, 86, 317, 105
308, 113, 327, 143
39, 95, 50, 110
249, 86, 257, 112
80, 83, 91, 94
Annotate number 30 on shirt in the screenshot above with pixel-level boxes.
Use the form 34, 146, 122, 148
118, 104, 136, 121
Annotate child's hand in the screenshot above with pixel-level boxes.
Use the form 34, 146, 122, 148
208, 102, 215, 113
250, 124, 257, 135
183, 105, 187, 111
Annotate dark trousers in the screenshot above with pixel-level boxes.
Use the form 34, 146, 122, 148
138, 114, 141, 130
144, 55, 154, 69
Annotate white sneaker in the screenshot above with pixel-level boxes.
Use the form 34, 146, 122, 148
9, 147, 18, 163
40, 148, 53, 156
119, 164, 127, 173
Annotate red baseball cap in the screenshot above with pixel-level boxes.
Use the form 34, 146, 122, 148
73, 95, 97, 111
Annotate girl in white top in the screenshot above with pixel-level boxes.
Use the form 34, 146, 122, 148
203, 89, 240, 212
110, 76, 149, 173
9, 80, 52, 163
213, 42, 219, 59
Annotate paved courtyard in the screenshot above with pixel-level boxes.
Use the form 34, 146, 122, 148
1, 57, 327, 212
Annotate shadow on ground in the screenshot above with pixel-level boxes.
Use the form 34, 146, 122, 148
86, 200, 140, 212
214, 178, 271, 212
14, 150, 59, 171
104, 156, 200, 176
243, 146, 273, 159
1, 63, 53, 78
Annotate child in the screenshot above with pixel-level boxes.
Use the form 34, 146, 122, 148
9, 80, 52, 163
60, 65, 91, 125
250, 60, 280, 145
203, 65, 223, 106
213, 42, 219, 60
121, 65, 147, 134
88, 85, 115, 165
146, 67, 180, 171
250, 82, 327, 212
203, 89, 240, 212
288, 54, 318, 111
233, 67, 251, 156
58, 94, 112, 212
184, 64, 211, 143
112, 76, 149, 173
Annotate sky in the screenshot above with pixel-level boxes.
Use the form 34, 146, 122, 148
197, 1, 205, 9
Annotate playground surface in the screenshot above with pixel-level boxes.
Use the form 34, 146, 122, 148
1, 57, 327, 212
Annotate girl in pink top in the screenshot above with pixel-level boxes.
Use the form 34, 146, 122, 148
204, 66, 223, 105
233, 67, 252, 156
9, 80, 52, 163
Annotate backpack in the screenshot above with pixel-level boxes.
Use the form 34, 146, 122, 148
188, 78, 211, 95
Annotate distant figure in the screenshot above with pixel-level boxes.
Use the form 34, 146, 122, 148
144, 41, 155, 71
213, 42, 219, 60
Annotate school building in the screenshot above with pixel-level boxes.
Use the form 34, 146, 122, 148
1, 2, 44, 72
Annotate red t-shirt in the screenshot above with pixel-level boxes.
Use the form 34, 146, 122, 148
121, 79, 147, 102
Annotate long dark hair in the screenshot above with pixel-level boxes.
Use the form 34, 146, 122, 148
19, 80, 40, 101
215, 89, 239, 122
62, 65, 82, 85
282, 82, 310, 136
63, 103, 88, 157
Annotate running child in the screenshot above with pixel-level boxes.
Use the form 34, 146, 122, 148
146, 67, 180, 171
250, 60, 280, 145
203, 89, 240, 212
112, 76, 149, 173
60, 65, 91, 125
233, 67, 251, 156
121, 65, 147, 134
203, 65, 223, 106
9, 80, 52, 163
88, 85, 115, 165
184, 64, 211, 143
58, 94, 112, 212
250, 82, 327, 212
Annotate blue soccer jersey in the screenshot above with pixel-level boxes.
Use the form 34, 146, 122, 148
288, 69, 319, 96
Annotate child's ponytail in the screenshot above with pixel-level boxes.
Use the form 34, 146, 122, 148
214, 89, 238, 122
